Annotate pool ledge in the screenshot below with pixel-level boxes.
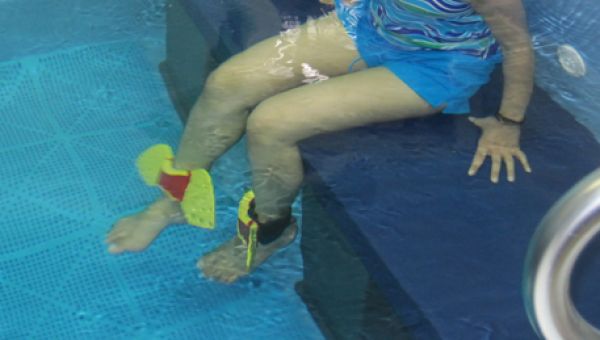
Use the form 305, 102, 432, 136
297, 70, 600, 339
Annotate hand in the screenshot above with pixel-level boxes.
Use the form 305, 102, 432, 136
468, 116, 532, 183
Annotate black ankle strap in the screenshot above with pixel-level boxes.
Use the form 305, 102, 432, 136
248, 200, 292, 245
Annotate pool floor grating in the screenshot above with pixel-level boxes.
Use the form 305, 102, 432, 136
0, 41, 320, 340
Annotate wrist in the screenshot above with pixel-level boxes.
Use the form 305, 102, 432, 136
496, 112, 524, 126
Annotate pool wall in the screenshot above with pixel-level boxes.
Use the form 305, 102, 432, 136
3, 0, 598, 142
524, 0, 600, 141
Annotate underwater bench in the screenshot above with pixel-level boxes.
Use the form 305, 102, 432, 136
297, 69, 600, 339
160, 0, 600, 338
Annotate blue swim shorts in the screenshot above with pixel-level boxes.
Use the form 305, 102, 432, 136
335, 0, 503, 114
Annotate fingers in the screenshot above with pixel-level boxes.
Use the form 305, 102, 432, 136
468, 148, 487, 176
516, 150, 532, 173
503, 153, 515, 182
491, 154, 501, 183
469, 147, 531, 183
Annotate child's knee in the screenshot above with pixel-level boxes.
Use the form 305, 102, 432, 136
247, 100, 301, 145
204, 65, 242, 95
204, 61, 280, 100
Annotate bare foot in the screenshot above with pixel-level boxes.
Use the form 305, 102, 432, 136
198, 222, 298, 283
105, 197, 185, 254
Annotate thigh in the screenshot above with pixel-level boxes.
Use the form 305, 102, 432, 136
247, 67, 443, 143
214, 12, 363, 90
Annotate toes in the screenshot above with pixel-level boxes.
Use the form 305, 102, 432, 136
197, 254, 214, 274
221, 274, 236, 284
206, 259, 228, 279
197, 253, 211, 270
201, 258, 247, 284
198, 260, 217, 279
108, 244, 125, 254
222, 271, 245, 284
106, 233, 139, 254
212, 268, 239, 284
106, 226, 130, 244
198, 248, 227, 274
107, 238, 145, 254
197, 261, 210, 277
106, 233, 126, 253
200, 258, 227, 281
197, 237, 250, 284
106, 220, 130, 243
106, 231, 127, 244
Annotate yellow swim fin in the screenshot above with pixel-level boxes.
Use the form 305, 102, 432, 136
136, 144, 174, 186
237, 191, 258, 270
181, 169, 215, 229
136, 144, 215, 229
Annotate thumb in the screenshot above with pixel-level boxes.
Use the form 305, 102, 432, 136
469, 116, 495, 128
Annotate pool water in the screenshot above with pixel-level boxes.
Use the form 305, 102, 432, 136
3, 0, 600, 339
0, 2, 322, 339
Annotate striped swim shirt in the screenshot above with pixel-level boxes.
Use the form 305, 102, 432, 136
368, 0, 500, 58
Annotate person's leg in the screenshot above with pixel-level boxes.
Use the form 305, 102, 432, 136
174, 13, 363, 169
106, 13, 363, 254
199, 66, 443, 283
